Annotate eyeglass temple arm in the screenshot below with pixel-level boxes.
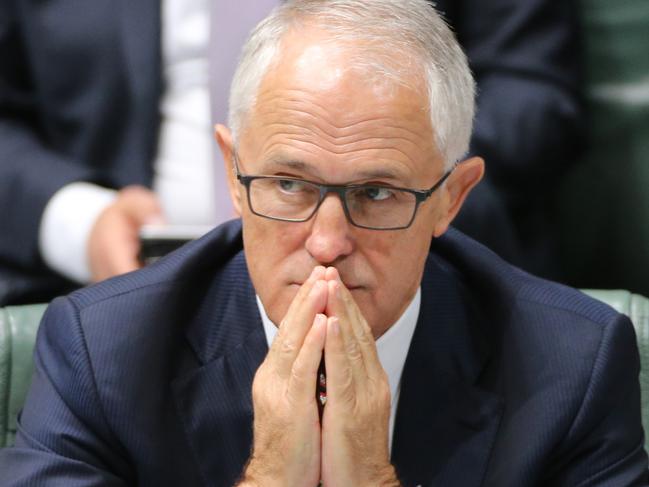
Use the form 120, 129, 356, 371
421, 163, 456, 198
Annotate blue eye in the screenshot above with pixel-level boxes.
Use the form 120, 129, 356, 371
278, 179, 307, 193
362, 187, 393, 201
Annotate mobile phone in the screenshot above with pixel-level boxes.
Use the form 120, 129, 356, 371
138, 224, 213, 265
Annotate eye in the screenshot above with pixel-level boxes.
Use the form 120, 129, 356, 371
362, 186, 394, 201
277, 179, 307, 193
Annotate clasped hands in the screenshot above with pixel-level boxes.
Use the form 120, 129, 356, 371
240, 266, 400, 487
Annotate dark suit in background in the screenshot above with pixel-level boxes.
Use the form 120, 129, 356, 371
0, 221, 645, 486
444, 1, 582, 277
0, 0, 581, 305
0, 0, 162, 304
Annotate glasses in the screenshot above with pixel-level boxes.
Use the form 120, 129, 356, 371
234, 153, 454, 230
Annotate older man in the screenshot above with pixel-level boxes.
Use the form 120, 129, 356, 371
0, 1, 645, 486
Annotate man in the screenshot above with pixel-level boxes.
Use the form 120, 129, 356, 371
0, 1, 640, 486
0, 0, 581, 306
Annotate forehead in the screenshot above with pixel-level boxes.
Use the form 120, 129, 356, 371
238, 29, 442, 183
263, 30, 429, 124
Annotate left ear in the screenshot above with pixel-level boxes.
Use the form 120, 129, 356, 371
433, 157, 485, 237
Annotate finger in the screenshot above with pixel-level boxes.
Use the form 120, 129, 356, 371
288, 313, 327, 404
324, 266, 339, 282
268, 267, 327, 377
273, 279, 327, 373
118, 186, 165, 225
272, 266, 325, 350
326, 281, 367, 388
107, 240, 141, 276
324, 316, 355, 406
89, 212, 141, 281
327, 279, 383, 381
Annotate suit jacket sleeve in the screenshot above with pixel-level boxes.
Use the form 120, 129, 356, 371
0, 297, 131, 485
450, 0, 583, 204
547, 313, 648, 486
0, 1, 100, 273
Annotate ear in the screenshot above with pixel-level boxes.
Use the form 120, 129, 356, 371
433, 157, 485, 237
214, 124, 243, 216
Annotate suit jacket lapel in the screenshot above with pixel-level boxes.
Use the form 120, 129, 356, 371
171, 228, 505, 486
172, 252, 267, 487
392, 253, 504, 487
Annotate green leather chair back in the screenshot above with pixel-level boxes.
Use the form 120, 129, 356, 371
558, 0, 649, 296
0, 304, 47, 448
0, 293, 648, 450
583, 290, 649, 451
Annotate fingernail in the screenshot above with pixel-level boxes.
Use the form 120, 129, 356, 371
311, 280, 325, 296
329, 280, 340, 297
314, 313, 326, 328
327, 266, 339, 281
329, 317, 340, 335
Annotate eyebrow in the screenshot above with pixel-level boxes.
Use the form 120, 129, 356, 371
259, 157, 407, 182
260, 158, 310, 173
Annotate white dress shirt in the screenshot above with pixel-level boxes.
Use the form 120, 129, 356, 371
257, 287, 421, 451
39, 0, 215, 283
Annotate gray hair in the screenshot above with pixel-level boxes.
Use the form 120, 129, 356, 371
228, 0, 475, 168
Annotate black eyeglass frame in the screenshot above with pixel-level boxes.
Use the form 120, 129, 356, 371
233, 152, 455, 231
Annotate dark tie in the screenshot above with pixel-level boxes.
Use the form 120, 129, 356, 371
317, 356, 327, 419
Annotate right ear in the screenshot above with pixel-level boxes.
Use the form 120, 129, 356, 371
214, 124, 242, 216
432, 156, 484, 238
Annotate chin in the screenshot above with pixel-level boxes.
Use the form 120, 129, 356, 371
258, 286, 294, 326
353, 293, 376, 319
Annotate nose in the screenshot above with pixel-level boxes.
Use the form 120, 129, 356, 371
304, 193, 354, 265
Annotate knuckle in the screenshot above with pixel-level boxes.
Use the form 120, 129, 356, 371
118, 186, 141, 202
332, 366, 355, 395
279, 336, 298, 356
252, 367, 267, 389
121, 185, 148, 197
356, 328, 374, 347
289, 366, 307, 388
341, 370, 355, 392
251, 377, 266, 403
374, 376, 391, 405
274, 325, 299, 356
253, 359, 275, 383
360, 317, 373, 336
345, 340, 362, 362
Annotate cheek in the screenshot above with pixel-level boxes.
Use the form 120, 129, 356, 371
359, 226, 432, 323
362, 223, 432, 280
242, 218, 310, 322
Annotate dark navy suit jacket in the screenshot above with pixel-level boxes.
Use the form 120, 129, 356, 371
0, 0, 581, 305
0, 221, 646, 486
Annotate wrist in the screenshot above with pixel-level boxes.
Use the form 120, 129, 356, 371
238, 457, 284, 487
369, 464, 401, 487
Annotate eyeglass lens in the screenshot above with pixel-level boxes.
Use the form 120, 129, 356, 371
247, 177, 417, 229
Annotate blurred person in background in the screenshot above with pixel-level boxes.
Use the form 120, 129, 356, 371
0, 2, 643, 485
0, 0, 580, 306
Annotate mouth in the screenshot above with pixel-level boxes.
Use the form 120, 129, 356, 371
345, 284, 363, 291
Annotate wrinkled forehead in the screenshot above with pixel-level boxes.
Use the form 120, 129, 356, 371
236, 29, 440, 172
268, 27, 428, 105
